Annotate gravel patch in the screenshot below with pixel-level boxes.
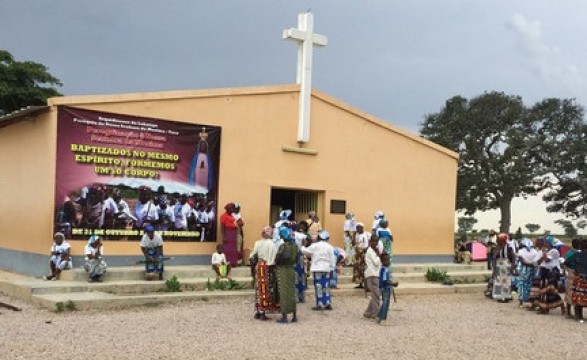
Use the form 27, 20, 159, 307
0, 292, 584, 360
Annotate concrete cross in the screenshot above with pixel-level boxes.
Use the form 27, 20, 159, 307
283, 12, 328, 144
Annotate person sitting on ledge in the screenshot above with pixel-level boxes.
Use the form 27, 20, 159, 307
140, 225, 164, 281
44, 232, 72, 281
212, 244, 231, 280
84, 235, 107, 283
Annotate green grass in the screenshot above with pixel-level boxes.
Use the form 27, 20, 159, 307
206, 278, 246, 291
165, 275, 182, 292
425, 268, 450, 282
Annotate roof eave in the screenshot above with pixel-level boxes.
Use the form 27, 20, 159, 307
0, 106, 50, 130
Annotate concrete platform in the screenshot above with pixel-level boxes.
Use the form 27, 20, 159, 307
0, 262, 489, 311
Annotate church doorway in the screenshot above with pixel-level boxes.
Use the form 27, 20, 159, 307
270, 188, 322, 225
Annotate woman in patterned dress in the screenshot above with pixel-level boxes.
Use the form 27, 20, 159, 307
276, 227, 298, 323
490, 233, 516, 302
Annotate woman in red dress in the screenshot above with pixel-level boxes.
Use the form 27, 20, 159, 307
220, 203, 239, 266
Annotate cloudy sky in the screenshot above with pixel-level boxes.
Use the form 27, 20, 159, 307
2, 1, 585, 234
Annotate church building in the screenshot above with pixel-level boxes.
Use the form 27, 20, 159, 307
0, 13, 458, 276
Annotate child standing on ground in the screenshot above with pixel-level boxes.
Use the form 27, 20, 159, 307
212, 244, 231, 279
377, 253, 393, 326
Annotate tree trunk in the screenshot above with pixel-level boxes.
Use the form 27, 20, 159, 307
499, 199, 512, 234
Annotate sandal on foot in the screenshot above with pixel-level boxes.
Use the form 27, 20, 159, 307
276, 318, 288, 324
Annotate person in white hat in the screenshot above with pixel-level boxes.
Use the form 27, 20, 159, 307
371, 211, 385, 233
301, 230, 336, 310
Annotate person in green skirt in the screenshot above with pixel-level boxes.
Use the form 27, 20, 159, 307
275, 226, 298, 324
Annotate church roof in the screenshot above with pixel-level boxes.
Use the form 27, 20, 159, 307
0, 105, 49, 129
2, 85, 457, 160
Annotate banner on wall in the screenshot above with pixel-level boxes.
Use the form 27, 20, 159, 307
53, 107, 221, 242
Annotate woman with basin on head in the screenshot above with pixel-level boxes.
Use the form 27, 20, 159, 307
84, 235, 107, 283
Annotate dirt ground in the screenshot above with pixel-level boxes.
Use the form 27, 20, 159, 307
0, 292, 584, 360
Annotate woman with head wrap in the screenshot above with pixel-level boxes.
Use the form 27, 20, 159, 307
275, 227, 299, 323
44, 232, 72, 281
84, 235, 107, 282
272, 209, 292, 245
352, 222, 371, 288
250, 226, 279, 320
531, 237, 564, 314
292, 221, 309, 303
371, 210, 385, 233
140, 225, 165, 281
219, 203, 239, 267
302, 230, 336, 310
516, 238, 541, 307
525, 237, 546, 309
485, 233, 516, 302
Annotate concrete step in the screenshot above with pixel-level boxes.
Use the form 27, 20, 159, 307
59, 263, 487, 282
29, 277, 255, 295
30, 282, 487, 311
30, 269, 491, 296
0, 263, 490, 311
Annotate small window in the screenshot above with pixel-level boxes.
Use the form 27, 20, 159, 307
330, 200, 346, 214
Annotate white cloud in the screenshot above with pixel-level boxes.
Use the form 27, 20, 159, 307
505, 13, 581, 91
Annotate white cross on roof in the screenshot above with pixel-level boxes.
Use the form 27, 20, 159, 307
283, 12, 328, 144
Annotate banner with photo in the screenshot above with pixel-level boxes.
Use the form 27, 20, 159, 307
54, 106, 221, 242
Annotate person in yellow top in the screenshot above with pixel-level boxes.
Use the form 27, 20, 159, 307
306, 211, 322, 239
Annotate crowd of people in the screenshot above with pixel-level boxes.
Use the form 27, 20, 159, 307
47, 203, 587, 326
56, 183, 217, 241
248, 209, 398, 325
483, 232, 586, 323
45, 207, 400, 325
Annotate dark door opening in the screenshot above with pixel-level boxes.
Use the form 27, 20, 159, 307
270, 188, 321, 225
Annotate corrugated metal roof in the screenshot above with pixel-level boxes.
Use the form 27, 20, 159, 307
0, 105, 49, 129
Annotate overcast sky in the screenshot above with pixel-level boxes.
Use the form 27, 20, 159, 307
2, 1, 585, 234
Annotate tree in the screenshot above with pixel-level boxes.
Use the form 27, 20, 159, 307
420, 92, 586, 233
555, 219, 577, 237
525, 223, 541, 234
514, 227, 523, 240
529, 99, 587, 219
0, 50, 62, 116
457, 216, 477, 236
